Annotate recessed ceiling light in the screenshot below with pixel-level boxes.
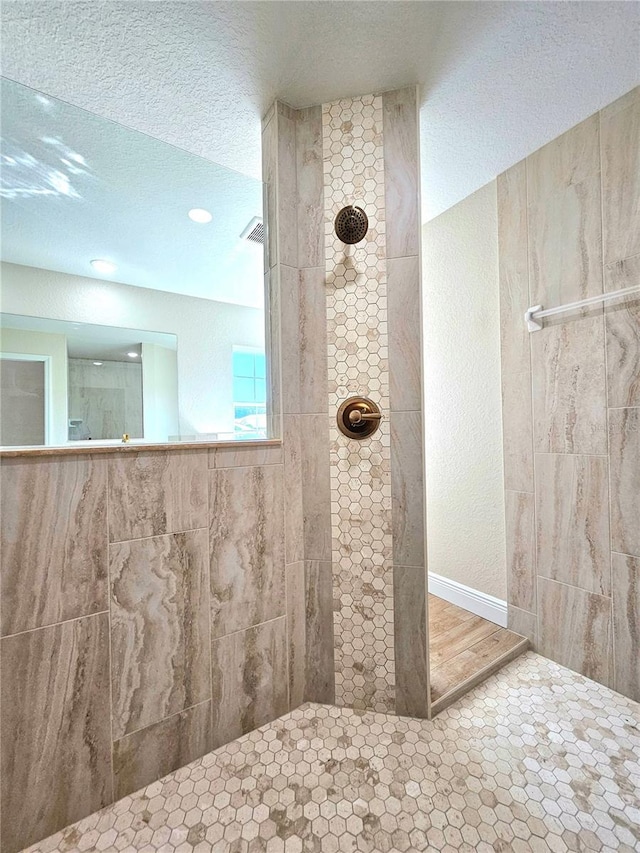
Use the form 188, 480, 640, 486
93, 361, 103, 366
188, 208, 212, 224
127, 351, 139, 358
90, 259, 117, 275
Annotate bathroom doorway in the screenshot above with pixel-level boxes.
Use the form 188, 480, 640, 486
0, 354, 49, 446
422, 180, 529, 714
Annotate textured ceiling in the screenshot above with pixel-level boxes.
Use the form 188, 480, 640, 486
1, 79, 264, 307
1, 1, 638, 221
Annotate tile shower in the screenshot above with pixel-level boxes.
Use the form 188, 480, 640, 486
0, 83, 638, 853
499, 86, 640, 701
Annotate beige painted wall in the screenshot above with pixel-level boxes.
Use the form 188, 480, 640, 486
422, 181, 506, 600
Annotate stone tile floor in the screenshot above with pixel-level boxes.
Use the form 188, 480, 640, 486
23, 653, 640, 853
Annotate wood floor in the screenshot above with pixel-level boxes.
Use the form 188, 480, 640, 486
428, 594, 528, 712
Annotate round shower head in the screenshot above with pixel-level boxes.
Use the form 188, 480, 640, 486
334, 205, 368, 244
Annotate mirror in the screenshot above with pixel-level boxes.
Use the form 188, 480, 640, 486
0, 78, 272, 449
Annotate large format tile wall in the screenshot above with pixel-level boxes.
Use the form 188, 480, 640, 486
499, 86, 640, 702
0, 443, 291, 853
263, 89, 427, 718
262, 101, 336, 714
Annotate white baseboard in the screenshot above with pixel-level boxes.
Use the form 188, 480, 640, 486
428, 572, 507, 627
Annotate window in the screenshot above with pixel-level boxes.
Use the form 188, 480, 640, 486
232, 346, 267, 439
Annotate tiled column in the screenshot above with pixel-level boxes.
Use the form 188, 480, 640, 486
266, 87, 427, 717
320, 88, 427, 716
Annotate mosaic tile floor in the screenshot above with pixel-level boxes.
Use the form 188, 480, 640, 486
23, 653, 640, 853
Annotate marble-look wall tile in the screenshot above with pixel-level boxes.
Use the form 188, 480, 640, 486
609, 407, 640, 557
498, 91, 639, 705
604, 255, 640, 408
284, 416, 304, 564
498, 161, 531, 375
388, 256, 421, 411
286, 561, 306, 709
280, 264, 303, 415
0, 456, 107, 635
278, 101, 297, 120
505, 490, 535, 612
262, 109, 278, 271
1, 614, 112, 853
538, 577, 612, 687
527, 114, 602, 307
296, 105, 324, 269
382, 87, 419, 259
301, 414, 332, 562
501, 372, 534, 492
393, 565, 428, 717
280, 267, 328, 415
110, 529, 210, 740
601, 86, 640, 264
210, 465, 285, 637
211, 617, 288, 749
304, 560, 335, 704
531, 316, 607, 455
299, 267, 329, 413
612, 552, 640, 702
507, 605, 537, 650
528, 174, 603, 308
113, 701, 211, 800
108, 450, 208, 542
535, 454, 610, 596
527, 114, 600, 201
278, 109, 298, 268
211, 443, 283, 469
265, 267, 283, 438
390, 411, 424, 568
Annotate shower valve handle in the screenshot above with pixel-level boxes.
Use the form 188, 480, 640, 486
348, 409, 382, 424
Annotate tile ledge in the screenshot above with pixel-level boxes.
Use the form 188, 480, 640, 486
0, 439, 282, 459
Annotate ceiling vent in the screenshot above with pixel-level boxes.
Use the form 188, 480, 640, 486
240, 216, 264, 245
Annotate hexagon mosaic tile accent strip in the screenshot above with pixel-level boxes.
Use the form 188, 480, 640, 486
322, 95, 394, 713
23, 652, 640, 853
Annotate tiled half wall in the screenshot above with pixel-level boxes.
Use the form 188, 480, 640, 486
498, 86, 640, 702
0, 444, 291, 853
263, 88, 428, 718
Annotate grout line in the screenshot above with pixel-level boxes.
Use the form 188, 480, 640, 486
533, 450, 609, 457
0, 609, 110, 641
606, 405, 640, 410
210, 614, 287, 645
536, 574, 612, 600
113, 698, 212, 745
599, 109, 617, 692
524, 154, 541, 651
205, 443, 215, 747
212, 461, 284, 472
611, 549, 640, 560
105, 460, 116, 801
108, 526, 210, 547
